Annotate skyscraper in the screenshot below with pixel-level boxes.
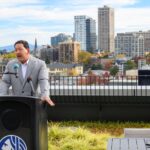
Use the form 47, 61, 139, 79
98, 5, 114, 52
74, 15, 96, 52
51, 33, 72, 47
86, 18, 96, 52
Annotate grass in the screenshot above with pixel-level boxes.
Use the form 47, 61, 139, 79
48, 121, 150, 150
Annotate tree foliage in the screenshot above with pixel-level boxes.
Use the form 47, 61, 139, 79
45, 57, 50, 64
68, 68, 78, 76
146, 54, 150, 64
78, 50, 92, 64
109, 66, 119, 76
3, 52, 16, 59
91, 63, 103, 70
125, 60, 136, 70
104, 61, 113, 70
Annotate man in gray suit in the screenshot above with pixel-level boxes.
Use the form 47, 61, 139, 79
0, 40, 54, 106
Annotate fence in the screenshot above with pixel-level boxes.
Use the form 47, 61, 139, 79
49, 75, 150, 96
47, 75, 150, 121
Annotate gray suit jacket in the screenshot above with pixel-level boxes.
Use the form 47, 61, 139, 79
0, 55, 50, 97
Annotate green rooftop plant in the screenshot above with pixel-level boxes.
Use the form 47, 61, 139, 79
48, 121, 150, 150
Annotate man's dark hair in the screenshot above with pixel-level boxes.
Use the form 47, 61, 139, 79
14, 40, 29, 49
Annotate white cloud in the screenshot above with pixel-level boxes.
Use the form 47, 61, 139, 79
0, 7, 72, 20
0, 26, 52, 46
0, 0, 40, 5
63, 0, 139, 7
0, 0, 38, 2
100, 0, 139, 7
115, 7, 150, 33
0, 0, 140, 20
0, 0, 149, 46
0, 0, 140, 21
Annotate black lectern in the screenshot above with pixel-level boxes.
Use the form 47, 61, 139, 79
0, 96, 48, 150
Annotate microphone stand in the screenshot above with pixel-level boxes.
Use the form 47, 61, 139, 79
0, 72, 18, 78
0, 72, 16, 75
27, 77, 35, 96
0, 63, 19, 78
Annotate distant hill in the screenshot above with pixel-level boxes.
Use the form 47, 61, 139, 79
0, 44, 35, 52
0, 45, 14, 52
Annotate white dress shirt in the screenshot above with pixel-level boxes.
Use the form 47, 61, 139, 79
21, 60, 29, 79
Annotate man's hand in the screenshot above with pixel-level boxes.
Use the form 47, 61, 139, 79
41, 96, 55, 106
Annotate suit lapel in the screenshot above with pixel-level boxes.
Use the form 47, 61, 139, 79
22, 56, 35, 87
19, 64, 24, 83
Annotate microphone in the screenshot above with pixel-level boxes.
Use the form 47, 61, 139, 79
1, 63, 19, 77
13, 63, 19, 78
27, 77, 35, 96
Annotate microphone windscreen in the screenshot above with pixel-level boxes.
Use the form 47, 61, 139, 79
13, 63, 19, 70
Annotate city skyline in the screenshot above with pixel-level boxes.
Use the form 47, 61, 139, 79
0, 0, 150, 46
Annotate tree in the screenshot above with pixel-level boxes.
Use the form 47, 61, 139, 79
91, 63, 103, 70
68, 68, 78, 76
146, 53, 150, 64
109, 66, 119, 76
78, 50, 92, 64
3, 52, 16, 59
133, 56, 143, 66
45, 57, 50, 64
125, 60, 136, 70
146, 57, 150, 64
104, 61, 113, 70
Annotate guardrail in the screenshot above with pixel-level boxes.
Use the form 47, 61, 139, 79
49, 75, 150, 96
48, 75, 150, 121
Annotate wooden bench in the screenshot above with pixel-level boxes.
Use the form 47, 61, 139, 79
107, 138, 150, 150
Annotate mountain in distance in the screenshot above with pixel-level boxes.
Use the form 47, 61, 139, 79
0, 44, 35, 52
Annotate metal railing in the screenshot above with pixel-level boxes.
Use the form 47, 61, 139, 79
49, 75, 150, 96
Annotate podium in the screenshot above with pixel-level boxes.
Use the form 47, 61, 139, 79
0, 96, 48, 150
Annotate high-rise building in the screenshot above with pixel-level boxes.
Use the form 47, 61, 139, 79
74, 16, 87, 51
115, 30, 150, 57
86, 18, 96, 52
132, 30, 150, 52
74, 15, 96, 52
51, 33, 72, 47
115, 33, 144, 57
98, 5, 114, 52
59, 40, 80, 63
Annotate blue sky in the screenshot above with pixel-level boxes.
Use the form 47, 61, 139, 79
0, 0, 150, 46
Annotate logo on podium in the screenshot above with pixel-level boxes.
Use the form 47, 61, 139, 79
0, 135, 27, 150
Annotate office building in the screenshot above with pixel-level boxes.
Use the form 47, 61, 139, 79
74, 15, 96, 52
59, 40, 80, 63
98, 5, 114, 52
115, 33, 145, 57
51, 33, 72, 47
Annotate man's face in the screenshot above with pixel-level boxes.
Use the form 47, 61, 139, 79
15, 43, 29, 63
